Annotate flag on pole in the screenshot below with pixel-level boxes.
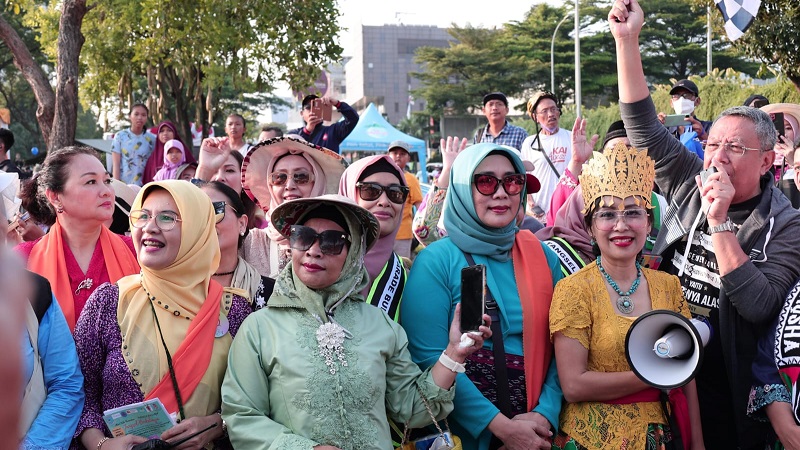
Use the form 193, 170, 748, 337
715, 0, 761, 41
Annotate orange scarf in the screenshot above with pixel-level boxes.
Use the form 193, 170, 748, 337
144, 280, 224, 414
511, 230, 554, 411
28, 221, 139, 330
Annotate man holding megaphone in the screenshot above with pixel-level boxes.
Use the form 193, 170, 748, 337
611, 0, 800, 448
549, 141, 705, 449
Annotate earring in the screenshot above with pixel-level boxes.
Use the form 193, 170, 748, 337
56, 204, 64, 214
240, 230, 245, 236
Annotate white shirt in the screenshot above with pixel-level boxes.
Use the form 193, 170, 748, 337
520, 128, 572, 216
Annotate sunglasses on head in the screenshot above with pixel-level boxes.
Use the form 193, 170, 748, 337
356, 182, 409, 204
289, 225, 351, 255
269, 171, 314, 186
472, 173, 525, 196
212, 201, 239, 224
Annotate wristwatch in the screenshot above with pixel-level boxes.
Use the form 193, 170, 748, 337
708, 217, 736, 234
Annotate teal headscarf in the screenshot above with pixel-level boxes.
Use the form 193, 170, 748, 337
443, 144, 527, 262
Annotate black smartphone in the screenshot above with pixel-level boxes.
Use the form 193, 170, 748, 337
460, 265, 486, 333
772, 112, 785, 138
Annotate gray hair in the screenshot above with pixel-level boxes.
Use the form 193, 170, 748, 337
716, 106, 778, 152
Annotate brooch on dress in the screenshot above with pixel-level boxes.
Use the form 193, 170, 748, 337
316, 321, 348, 375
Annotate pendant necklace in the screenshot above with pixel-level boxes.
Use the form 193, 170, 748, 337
596, 256, 642, 314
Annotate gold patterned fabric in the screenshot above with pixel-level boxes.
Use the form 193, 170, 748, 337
549, 262, 690, 449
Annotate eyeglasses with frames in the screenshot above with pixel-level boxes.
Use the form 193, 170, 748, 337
702, 141, 764, 157
212, 201, 239, 224
289, 225, 351, 255
472, 173, 526, 196
592, 208, 649, 231
671, 93, 696, 101
356, 182, 410, 204
269, 171, 314, 186
130, 210, 182, 231
536, 107, 559, 116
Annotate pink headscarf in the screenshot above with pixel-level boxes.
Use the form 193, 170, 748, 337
338, 155, 406, 291
142, 121, 195, 184
153, 140, 186, 181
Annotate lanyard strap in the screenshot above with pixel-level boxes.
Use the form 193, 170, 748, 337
366, 252, 406, 321
148, 300, 187, 421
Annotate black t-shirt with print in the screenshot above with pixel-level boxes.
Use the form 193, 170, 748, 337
661, 194, 759, 446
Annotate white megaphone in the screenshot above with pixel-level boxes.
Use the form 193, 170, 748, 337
625, 310, 712, 389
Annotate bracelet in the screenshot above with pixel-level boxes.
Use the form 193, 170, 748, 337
439, 351, 466, 373
218, 412, 228, 437
96, 437, 111, 450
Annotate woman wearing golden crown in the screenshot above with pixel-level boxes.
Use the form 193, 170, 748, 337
548, 142, 705, 450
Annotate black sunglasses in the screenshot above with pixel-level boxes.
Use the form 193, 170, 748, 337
289, 225, 351, 255
473, 174, 525, 196
269, 172, 314, 186
356, 182, 409, 204
212, 201, 239, 224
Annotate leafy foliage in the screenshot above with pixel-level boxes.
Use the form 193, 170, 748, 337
414, 0, 759, 117
723, 0, 800, 91
29, 0, 343, 142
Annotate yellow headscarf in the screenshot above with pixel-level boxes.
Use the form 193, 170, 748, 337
116, 180, 226, 418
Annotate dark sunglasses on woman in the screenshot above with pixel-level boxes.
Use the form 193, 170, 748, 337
289, 225, 351, 255
212, 201, 239, 224
269, 172, 314, 186
473, 174, 526, 196
356, 182, 410, 204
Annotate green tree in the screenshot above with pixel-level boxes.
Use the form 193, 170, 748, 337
725, 0, 800, 92
74, 0, 343, 144
412, 25, 535, 117
396, 113, 440, 148
414, 1, 758, 116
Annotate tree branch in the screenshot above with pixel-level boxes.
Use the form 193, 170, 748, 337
0, 14, 55, 145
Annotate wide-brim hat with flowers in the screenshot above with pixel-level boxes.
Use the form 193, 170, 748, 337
241, 136, 348, 213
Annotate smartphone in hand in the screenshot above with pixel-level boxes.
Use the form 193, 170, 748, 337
664, 114, 691, 127
321, 102, 332, 122
771, 112, 785, 138
311, 99, 323, 119
460, 265, 486, 333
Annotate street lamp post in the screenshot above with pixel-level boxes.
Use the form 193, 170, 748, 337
551, 12, 573, 94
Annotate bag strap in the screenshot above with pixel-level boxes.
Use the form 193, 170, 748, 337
462, 252, 513, 418
400, 385, 453, 446
530, 133, 561, 178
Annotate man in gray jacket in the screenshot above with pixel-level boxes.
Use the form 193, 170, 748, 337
610, 1, 800, 448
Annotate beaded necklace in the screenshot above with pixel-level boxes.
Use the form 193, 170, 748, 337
596, 256, 642, 314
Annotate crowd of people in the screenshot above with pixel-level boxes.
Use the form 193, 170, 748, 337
3, 1, 800, 449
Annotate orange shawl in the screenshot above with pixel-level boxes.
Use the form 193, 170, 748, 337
28, 221, 139, 330
143, 280, 224, 414
511, 231, 554, 411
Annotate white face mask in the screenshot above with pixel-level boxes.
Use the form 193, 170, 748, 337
672, 97, 696, 116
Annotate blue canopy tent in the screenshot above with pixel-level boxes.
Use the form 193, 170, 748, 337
340, 103, 428, 181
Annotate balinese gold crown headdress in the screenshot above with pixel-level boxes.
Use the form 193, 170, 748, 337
579, 141, 655, 214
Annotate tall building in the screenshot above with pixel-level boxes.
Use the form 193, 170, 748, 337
345, 25, 453, 125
